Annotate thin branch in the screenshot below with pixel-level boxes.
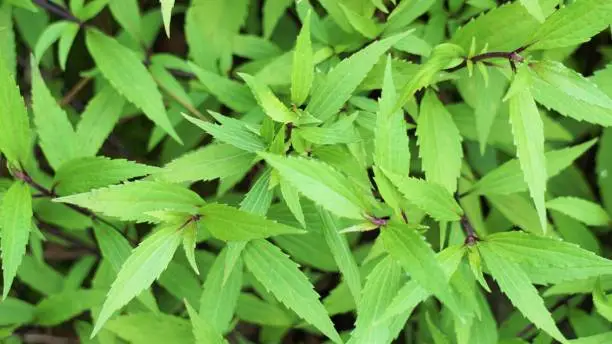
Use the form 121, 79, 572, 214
60, 77, 92, 107
445, 50, 525, 73
154, 76, 210, 121
13, 169, 129, 243
32, 0, 82, 25
35, 217, 99, 255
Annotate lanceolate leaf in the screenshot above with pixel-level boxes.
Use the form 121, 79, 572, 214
417, 90, 463, 193
382, 223, 463, 319
261, 152, 368, 219
0, 53, 31, 166
306, 33, 407, 121
54, 157, 159, 195
1, 182, 33, 299
478, 243, 566, 342
154, 144, 255, 183
183, 112, 266, 153
530, 60, 612, 126
185, 301, 226, 344
319, 208, 361, 303
31, 60, 82, 170
470, 139, 597, 196
527, 0, 612, 51
92, 224, 183, 336
486, 231, 612, 284
108, 0, 141, 41
75, 85, 125, 157
243, 239, 342, 343
160, 0, 175, 37
519, 0, 545, 23
349, 256, 403, 343
85, 29, 181, 142
374, 55, 410, 176
546, 197, 610, 227
240, 73, 298, 123
384, 170, 463, 221
188, 63, 256, 112
199, 203, 305, 241
507, 67, 548, 233
199, 248, 242, 334
55, 181, 204, 223
291, 10, 313, 107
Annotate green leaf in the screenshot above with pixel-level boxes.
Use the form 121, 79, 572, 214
31, 59, 82, 170
546, 197, 610, 227
395, 43, 464, 111
260, 152, 367, 219
340, 4, 380, 39
75, 85, 124, 157
457, 68, 508, 154
374, 55, 410, 179
0, 297, 35, 326
597, 128, 612, 215
199, 203, 304, 241
58, 22, 79, 71
593, 279, 612, 322
0, 50, 31, 166
92, 224, 183, 337
154, 144, 255, 183
478, 243, 566, 342
507, 67, 547, 233
450, 0, 556, 51
527, 0, 612, 51
182, 223, 199, 275
487, 194, 544, 234
55, 181, 204, 223
160, 0, 175, 37
183, 112, 266, 153
486, 231, 612, 284
33, 21, 70, 64
0, 3, 16, 75
188, 62, 256, 112
297, 112, 361, 145
319, 208, 361, 303
85, 29, 180, 143
417, 90, 463, 193
519, 0, 545, 22
236, 293, 295, 327
530, 61, 612, 126
349, 256, 403, 343
1, 182, 32, 299
157, 261, 201, 308
244, 239, 341, 343
105, 313, 193, 344
35, 289, 105, 326
279, 177, 305, 227
240, 73, 298, 123
382, 223, 463, 319
185, 301, 226, 344
108, 0, 141, 41
199, 248, 242, 334
291, 10, 313, 107
185, 0, 248, 73
54, 157, 159, 195
306, 33, 407, 121
263, 0, 293, 38
471, 139, 597, 195
384, 170, 463, 221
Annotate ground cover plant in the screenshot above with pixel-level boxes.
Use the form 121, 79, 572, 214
1, 0, 612, 343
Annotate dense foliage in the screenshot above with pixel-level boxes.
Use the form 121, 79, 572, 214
1, 0, 612, 343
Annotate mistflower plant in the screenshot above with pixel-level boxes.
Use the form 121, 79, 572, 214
1, 0, 612, 343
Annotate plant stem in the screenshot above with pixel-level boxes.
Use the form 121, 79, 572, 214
60, 77, 92, 107
35, 217, 99, 254
460, 214, 479, 245
32, 0, 82, 25
13, 169, 128, 241
445, 50, 525, 73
